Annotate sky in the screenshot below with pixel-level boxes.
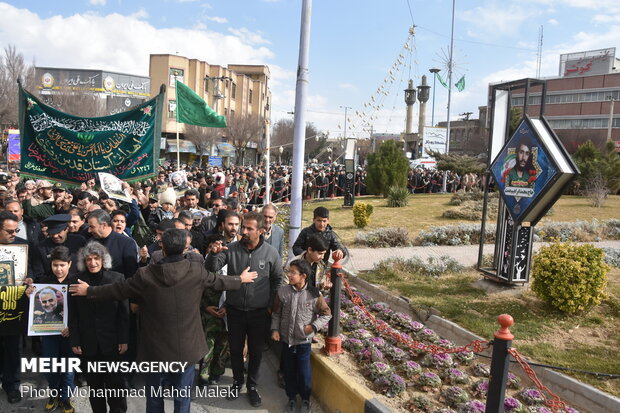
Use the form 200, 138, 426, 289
1, 0, 620, 140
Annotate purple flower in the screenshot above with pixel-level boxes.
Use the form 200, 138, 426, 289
386, 373, 406, 396
416, 371, 442, 389
442, 386, 470, 407
439, 338, 454, 347
367, 336, 386, 349
504, 397, 522, 412
518, 387, 546, 405
409, 321, 425, 332
471, 380, 489, 398
507, 372, 522, 389
456, 400, 486, 413
370, 302, 390, 312
403, 361, 422, 378
343, 337, 365, 353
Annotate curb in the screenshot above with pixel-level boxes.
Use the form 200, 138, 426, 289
346, 273, 620, 413
311, 348, 392, 413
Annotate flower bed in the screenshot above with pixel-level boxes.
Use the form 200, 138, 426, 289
330, 288, 582, 412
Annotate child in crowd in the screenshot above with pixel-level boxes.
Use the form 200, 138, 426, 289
41, 246, 76, 413
271, 259, 331, 413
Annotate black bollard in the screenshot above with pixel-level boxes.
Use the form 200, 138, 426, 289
323, 252, 343, 355
485, 314, 515, 413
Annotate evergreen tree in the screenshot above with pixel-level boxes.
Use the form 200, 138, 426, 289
366, 140, 409, 196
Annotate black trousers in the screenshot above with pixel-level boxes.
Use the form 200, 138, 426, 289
0, 335, 21, 392
227, 307, 270, 388
83, 351, 127, 413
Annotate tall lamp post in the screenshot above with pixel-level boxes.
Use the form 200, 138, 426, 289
339, 106, 352, 139
429, 68, 440, 126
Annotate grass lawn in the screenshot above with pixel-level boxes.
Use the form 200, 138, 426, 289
359, 266, 620, 397
296, 194, 620, 245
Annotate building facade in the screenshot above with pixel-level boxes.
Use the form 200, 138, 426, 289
149, 54, 271, 165
35, 67, 150, 115
149, 55, 271, 134
508, 48, 620, 152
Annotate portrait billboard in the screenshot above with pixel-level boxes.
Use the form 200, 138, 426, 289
490, 117, 577, 225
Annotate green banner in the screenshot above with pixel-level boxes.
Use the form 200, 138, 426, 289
18, 85, 164, 184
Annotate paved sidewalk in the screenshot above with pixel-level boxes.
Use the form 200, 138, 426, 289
344, 240, 620, 274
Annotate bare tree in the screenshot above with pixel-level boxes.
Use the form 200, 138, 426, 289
184, 124, 224, 167
225, 113, 263, 165
270, 119, 294, 163
269, 118, 326, 164
0, 45, 36, 129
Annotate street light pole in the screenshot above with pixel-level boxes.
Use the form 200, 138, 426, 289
429, 68, 440, 126
340, 106, 352, 139
289, 0, 312, 256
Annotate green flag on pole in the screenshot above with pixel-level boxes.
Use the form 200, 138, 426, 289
455, 75, 466, 92
175, 79, 227, 128
436, 72, 448, 89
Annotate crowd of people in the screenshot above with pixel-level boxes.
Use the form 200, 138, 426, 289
0, 162, 353, 413
407, 169, 488, 193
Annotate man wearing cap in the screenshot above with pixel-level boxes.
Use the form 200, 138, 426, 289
52, 183, 73, 214
30, 214, 87, 281
32, 180, 54, 206
22, 182, 74, 222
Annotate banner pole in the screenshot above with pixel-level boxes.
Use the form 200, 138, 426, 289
175, 76, 181, 171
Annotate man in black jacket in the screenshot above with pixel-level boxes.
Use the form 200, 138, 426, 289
292, 206, 345, 265
87, 210, 138, 280
30, 214, 87, 281
205, 211, 283, 408
5, 199, 42, 247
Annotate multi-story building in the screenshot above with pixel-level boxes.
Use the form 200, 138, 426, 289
34, 67, 150, 115
507, 48, 620, 152
149, 54, 271, 164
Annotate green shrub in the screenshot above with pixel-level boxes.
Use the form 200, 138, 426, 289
355, 227, 410, 247
532, 242, 610, 314
366, 140, 409, 196
352, 202, 374, 228
387, 186, 409, 207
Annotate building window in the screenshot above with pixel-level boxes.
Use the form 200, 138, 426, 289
224, 108, 228, 116
205, 79, 209, 93
169, 68, 184, 87
249, 89, 253, 104
231, 82, 236, 98
168, 100, 177, 119
547, 117, 618, 129
230, 109, 235, 119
